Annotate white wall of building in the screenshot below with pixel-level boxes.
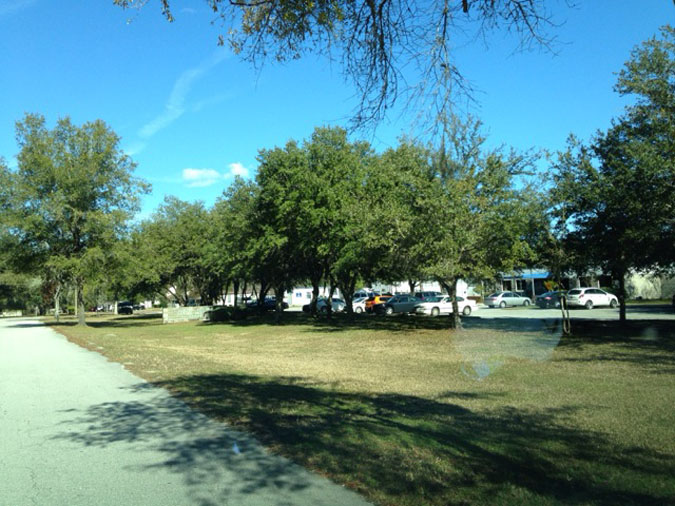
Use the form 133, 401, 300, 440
373, 280, 470, 297
287, 287, 341, 306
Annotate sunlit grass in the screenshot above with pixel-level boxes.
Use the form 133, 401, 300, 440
50, 312, 675, 505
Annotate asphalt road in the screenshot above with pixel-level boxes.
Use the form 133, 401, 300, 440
0, 318, 371, 506
471, 303, 675, 321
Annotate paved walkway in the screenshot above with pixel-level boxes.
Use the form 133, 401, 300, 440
0, 318, 371, 506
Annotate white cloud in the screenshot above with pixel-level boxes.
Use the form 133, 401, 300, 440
173, 163, 250, 189
138, 51, 228, 139
227, 162, 249, 178
124, 141, 147, 157
182, 168, 222, 188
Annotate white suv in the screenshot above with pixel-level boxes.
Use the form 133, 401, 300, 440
566, 288, 618, 309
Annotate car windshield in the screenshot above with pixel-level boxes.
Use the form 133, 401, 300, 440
487, 292, 501, 298
426, 296, 442, 302
568, 289, 581, 295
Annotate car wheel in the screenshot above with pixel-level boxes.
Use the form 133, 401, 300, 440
499, 301, 507, 308
385, 306, 394, 315
462, 306, 471, 316
523, 299, 531, 306
585, 300, 593, 310
319, 306, 327, 313
554, 301, 560, 309
355, 307, 363, 313
431, 307, 440, 317
609, 299, 618, 309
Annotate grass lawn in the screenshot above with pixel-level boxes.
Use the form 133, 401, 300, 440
50, 312, 675, 506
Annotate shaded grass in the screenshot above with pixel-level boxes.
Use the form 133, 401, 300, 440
50, 313, 675, 506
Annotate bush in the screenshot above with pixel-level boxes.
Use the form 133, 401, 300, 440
202, 306, 248, 322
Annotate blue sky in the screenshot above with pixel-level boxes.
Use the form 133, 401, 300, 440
1, 1, 673, 218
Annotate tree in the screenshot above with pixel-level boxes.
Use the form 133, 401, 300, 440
2, 114, 149, 325
249, 141, 311, 319
424, 115, 541, 328
114, 0, 563, 129
137, 197, 223, 306
370, 139, 437, 294
304, 127, 373, 315
212, 177, 259, 308
551, 26, 675, 321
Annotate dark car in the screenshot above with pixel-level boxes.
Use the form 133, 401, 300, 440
535, 291, 567, 309
414, 291, 443, 301
248, 296, 289, 311
376, 294, 422, 315
365, 294, 392, 313
118, 302, 133, 315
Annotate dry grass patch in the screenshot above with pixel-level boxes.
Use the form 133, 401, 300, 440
50, 312, 675, 506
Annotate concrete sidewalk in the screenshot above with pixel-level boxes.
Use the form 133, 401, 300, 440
0, 318, 371, 506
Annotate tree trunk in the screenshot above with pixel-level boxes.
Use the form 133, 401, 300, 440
339, 275, 357, 315
233, 279, 240, 308
54, 285, 61, 323
449, 278, 461, 330
408, 279, 417, 295
274, 284, 286, 323
310, 275, 321, 315
221, 279, 230, 306
257, 280, 270, 308
618, 270, 627, 322
326, 282, 336, 320
76, 281, 86, 326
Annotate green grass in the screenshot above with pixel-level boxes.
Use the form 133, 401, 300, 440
50, 312, 675, 506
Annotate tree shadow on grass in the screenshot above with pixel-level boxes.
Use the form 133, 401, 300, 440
45, 312, 163, 329
207, 311, 477, 333
462, 316, 568, 335
54, 372, 675, 506
51, 382, 369, 506
555, 320, 675, 374
624, 304, 674, 315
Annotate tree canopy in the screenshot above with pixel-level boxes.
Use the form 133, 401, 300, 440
550, 25, 675, 321
1, 114, 150, 323
114, 0, 562, 129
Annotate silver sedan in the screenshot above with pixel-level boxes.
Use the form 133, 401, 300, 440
484, 291, 532, 308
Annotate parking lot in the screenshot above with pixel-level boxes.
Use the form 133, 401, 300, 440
471, 303, 675, 321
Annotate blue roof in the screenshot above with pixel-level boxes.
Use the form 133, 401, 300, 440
503, 271, 551, 280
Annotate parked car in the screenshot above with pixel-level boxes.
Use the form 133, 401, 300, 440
566, 287, 618, 309
414, 291, 443, 301
365, 294, 392, 313
352, 296, 367, 313
484, 291, 532, 308
376, 294, 422, 315
132, 303, 145, 310
535, 291, 567, 309
248, 296, 289, 311
353, 289, 378, 299
316, 297, 346, 313
118, 301, 133, 315
415, 295, 478, 316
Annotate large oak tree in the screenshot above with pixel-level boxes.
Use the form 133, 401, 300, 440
551, 26, 675, 321
2, 114, 149, 324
